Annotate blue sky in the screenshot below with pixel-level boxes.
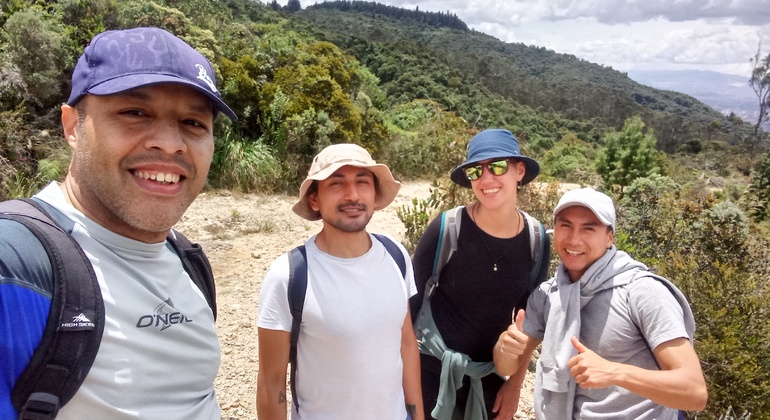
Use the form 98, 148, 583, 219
272, 0, 770, 78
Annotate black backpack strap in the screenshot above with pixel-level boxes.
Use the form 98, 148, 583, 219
167, 230, 217, 320
1, 199, 104, 420
372, 233, 407, 279
287, 245, 308, 413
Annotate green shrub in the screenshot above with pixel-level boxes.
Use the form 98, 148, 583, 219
209, 130, 282, 193
380, 100, 468, 179
4, 170, 41, 199
617, 176, 770, 419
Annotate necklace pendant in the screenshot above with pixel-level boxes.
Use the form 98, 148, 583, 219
493, 264, 498, 272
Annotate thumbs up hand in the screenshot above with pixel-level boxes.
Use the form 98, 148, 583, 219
496, 309, 529, 358
568, 336, 617, 389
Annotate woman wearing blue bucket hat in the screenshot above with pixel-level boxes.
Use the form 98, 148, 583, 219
411, 129, 550, 419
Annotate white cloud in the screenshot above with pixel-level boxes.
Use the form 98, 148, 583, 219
272, 0, 770, 77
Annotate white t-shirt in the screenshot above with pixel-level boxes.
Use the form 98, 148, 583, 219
36, 183, 221, 420
257, 234, 417, 420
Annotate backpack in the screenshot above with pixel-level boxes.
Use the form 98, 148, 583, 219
286, 233, 407, 413
423, 206, 549, 301
0, 198, 217, 420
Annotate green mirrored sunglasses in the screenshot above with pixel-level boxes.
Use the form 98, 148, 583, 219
464, 159, 510, 181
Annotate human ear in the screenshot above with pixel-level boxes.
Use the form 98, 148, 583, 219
61, 104, 80, 148
515, 160, 526, 181
606, 229, 615, 248
308, 192, 320, 213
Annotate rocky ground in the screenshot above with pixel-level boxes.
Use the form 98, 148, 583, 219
174, 181, 536, 419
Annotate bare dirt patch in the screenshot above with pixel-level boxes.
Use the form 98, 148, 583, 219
174, 181, 535, 419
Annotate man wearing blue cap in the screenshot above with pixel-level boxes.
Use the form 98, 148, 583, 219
0, 27, 237, 419
495, 188, 707, 419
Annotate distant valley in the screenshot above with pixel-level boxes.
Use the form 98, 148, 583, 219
627, 70, 767, 130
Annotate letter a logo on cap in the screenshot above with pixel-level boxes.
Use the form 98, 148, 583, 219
196, 64, 218, 93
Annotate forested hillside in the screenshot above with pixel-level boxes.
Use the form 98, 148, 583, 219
2, 1, 770, 418
295, 1, 758, 154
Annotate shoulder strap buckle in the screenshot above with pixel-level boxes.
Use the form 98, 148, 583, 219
18, 392, 60, 420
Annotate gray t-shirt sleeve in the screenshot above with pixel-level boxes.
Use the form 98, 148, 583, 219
627, 277, 690, 350
523, 280, 551, 341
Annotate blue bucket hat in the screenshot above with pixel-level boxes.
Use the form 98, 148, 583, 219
68, 27, 237, 121
450, 129, 540, 188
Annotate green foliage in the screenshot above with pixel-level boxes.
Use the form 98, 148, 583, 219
58, 0, 118, 47
297, 4, 759, 153
379, 100, 468, 179
209, 129, 282, 193
262, 40, 364, 145
115, 0, 192, 34
617, 174, 691, 266
746, 150, 770, 222
396, 196, 435, 255
281, 107, 335, 187
0, 107, 64, 200
3, 170, 40, 198
596, 116, 660, 191
1, 8, 75, 111
540, 133, 599, 184
164, 0, 231, 30
617, 176, 770, 419
286, 0, 301, 12
310, 1, 468, 30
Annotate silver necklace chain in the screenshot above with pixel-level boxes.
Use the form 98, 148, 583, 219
472, 205, 521, 272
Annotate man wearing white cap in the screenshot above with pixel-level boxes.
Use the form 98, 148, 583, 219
256, 144, 424, 420
494, 188, 707, 419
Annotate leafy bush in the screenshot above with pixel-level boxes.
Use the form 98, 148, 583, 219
209, 129, 282, 193
617, 176, 770, 419
2, 8, 75, 111
540, 133, 599, 184
380, 100, 469, 179
596, 116, 660, 191
746, 150, 770, 222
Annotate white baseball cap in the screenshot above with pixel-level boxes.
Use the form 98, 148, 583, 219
553, 187, 616, 231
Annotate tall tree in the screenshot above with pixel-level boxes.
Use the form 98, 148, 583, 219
749, 40, 770, 158
596, 115, 660, 191
1, 9, 74, 111
747, 150, 770, 222
286, 0, 301, 12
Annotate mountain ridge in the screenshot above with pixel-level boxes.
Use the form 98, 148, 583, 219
626, 69, 765, 129
294, 2, 762, 152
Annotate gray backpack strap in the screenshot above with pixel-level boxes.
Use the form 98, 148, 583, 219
521, 210, 548, 289
425, 206, 464, 299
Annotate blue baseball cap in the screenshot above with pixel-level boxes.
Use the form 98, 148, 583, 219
68, 27, 237, 121
450, 129, 540, 188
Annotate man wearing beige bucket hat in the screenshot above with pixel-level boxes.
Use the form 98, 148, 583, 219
257, 144, 424, 420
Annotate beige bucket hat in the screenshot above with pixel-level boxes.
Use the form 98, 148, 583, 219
292, 143, 401, 221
